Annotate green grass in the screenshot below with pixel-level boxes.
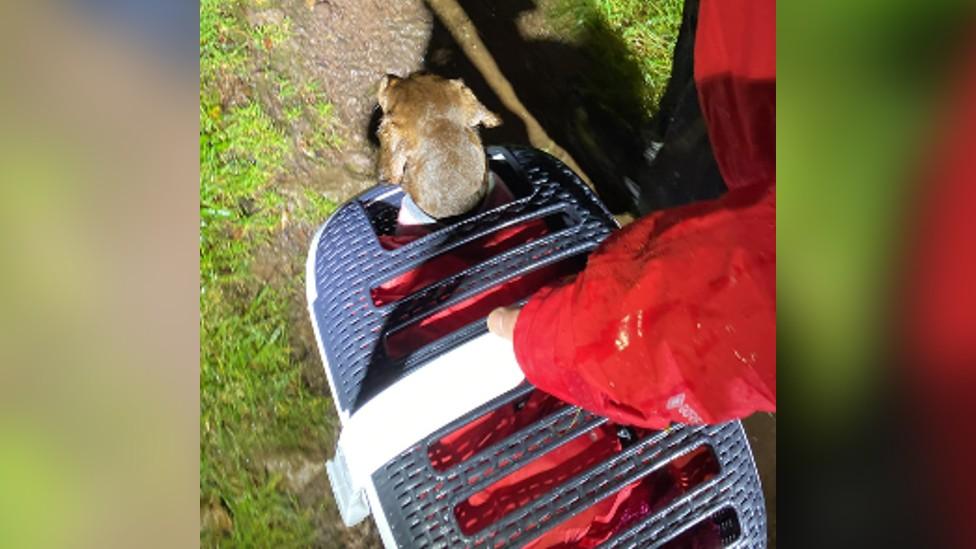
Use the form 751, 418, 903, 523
547, 0, 684, 118
200, 0, 339, 545
252, 16, 292, 51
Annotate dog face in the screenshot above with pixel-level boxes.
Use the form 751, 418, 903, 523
376, 72, 501, 218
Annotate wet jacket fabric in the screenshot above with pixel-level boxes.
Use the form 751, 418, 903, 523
512, 0, 776, 429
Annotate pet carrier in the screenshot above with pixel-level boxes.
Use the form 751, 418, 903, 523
306, 146, 767, 548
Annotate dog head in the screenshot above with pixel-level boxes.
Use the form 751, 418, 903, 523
375, 73, 501, 218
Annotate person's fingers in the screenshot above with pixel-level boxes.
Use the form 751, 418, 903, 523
487, 306, 520, 340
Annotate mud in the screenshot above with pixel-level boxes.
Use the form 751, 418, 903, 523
263, 452, 328, 499
279, 0, 432, 151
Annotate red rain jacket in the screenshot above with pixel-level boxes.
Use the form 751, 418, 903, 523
513, 0, 776, 429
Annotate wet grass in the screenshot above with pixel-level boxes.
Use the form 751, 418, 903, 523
200, 0, 340, 545
547, 0, 684, 117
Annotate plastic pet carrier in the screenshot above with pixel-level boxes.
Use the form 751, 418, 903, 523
305, 146, 767, 548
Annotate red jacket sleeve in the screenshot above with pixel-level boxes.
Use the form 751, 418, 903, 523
512, 0, 776, 428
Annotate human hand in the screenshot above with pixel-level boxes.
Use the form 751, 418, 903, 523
486, 306, 521, 340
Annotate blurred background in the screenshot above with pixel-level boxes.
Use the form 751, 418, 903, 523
0, 0, 974, 547
777, 1, 976, 546
0, 1, 199, 547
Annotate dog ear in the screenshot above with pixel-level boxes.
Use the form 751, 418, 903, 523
477, 108, 502, 128
451, 78, 502, 128
377, 74, 401, 111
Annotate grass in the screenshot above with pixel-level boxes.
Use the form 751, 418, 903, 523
200, 0, 340, 545
547, 0, 684, 118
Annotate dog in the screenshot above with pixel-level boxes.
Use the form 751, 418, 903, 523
376, 72, 501, 219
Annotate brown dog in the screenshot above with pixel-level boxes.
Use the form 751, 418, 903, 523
376, 72, 501, 219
